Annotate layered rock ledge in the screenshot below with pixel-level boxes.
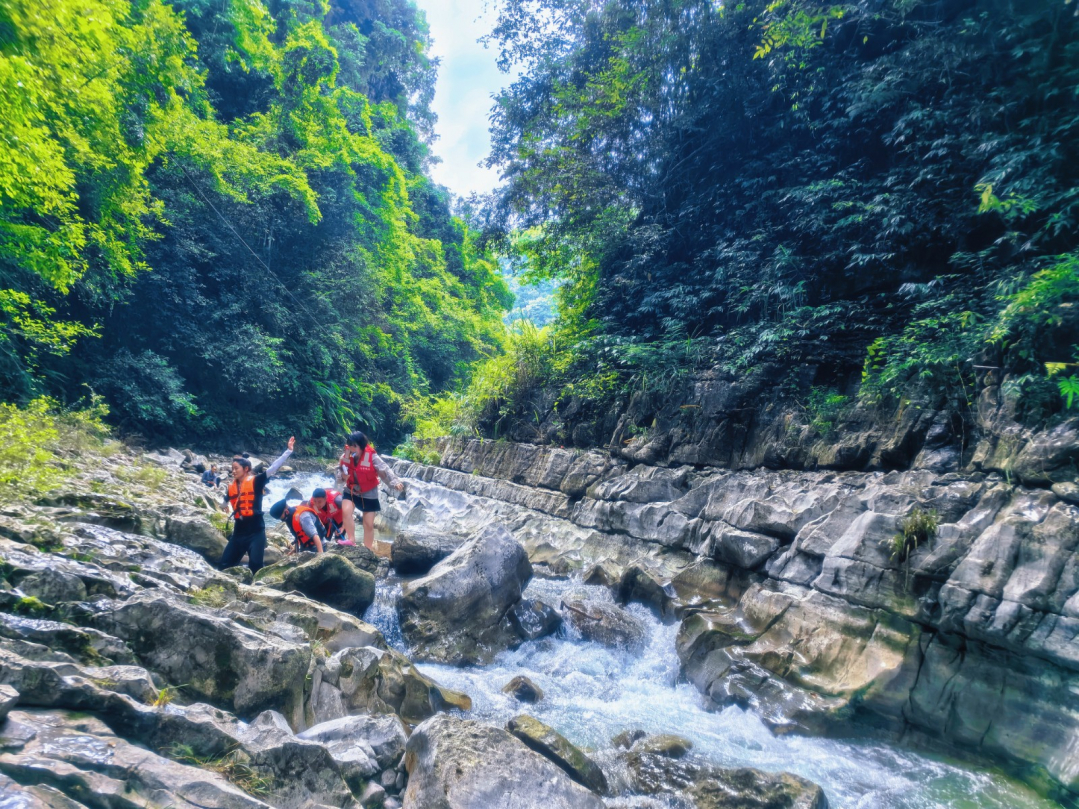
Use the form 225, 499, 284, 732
387, 437, 1079, 802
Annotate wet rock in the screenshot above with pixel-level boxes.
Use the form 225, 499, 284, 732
331, 543, 382, 575
361, 781, 387, 808
560, 599, 646, 650
391, 531, 462, 575
0, 683, 17, 720
623, 745, 826, 809
16, 568, 88, 604
311, 646, 471, 726
0, 709, 271, 809
617, 565, 676, 618
280, 553, 376, 617
402, 714, 605, 809
509, 599, 562, 641
502, 675, 543, 703
0, 613, 135, 665
397, 523, 533, 664
611, 728, 646, 749
91, 591, 310, 722
37, 492, 143, 534
165, 513, 228, 563
632, 734, 692, 758
506, 714, 608, 795
582, 563, 620, 589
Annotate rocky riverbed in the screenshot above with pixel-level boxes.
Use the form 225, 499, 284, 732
0, 439, 1071, 808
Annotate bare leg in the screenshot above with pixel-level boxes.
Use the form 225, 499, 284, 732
341, 497, 357, 544
362, 510, 376, 550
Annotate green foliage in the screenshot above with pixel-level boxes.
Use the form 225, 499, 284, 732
0, 0, 509, 447
13, 595, 50, 617
481, 0, 1079, 433
804, 387, 850, 437
0, 398, 61, 495
860, 304, 981, 410
167, 743, 271, 796
889, 506, 938, 589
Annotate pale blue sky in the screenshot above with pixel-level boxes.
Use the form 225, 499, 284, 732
413, 0, 515, 198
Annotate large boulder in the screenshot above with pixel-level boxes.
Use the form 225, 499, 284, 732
280, 554, 376, 617
166, 513, 228, 564
560, 599, 647, 650
391, 531, 462, 576
397, 524, 533, 664
506, 714, 608, 794
91, 592, 310, 723
402, 714, 605, 809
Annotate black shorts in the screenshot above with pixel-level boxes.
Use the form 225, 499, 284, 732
342, 490, 380, 512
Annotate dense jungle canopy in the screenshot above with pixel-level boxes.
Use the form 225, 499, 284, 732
1, 0, 1077, 450
0, 0, 510, 451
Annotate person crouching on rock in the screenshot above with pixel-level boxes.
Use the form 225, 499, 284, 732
219, 436, 295, 573
339, 431, 403, 550
308, 487, 345, 544
270, 498, 324, 554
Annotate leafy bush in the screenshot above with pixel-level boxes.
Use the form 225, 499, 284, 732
803, 387, 850, 437
889, 507, 939, 589
0, 396, 115, 498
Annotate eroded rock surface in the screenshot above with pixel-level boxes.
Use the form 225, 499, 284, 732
402, 714, 606, 809
396, 523, 533, 664
385, 438, 1079, 802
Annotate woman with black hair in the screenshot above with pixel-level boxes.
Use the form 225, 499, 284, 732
339, 431, 403, 550
219, 436, 295, 573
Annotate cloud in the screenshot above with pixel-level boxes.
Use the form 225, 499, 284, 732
413, 0, 515, 198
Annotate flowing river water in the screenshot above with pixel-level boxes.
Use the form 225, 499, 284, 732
265, 472, 1061, 809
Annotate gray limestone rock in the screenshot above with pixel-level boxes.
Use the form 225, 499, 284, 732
509, 598, 562, 641
391, 531, 462, 576
397, 523, 532, 664
0, 683, 18, 720
166, 513, 228, 563
280, 553, 376, 617
560, 599, 647, 650
402, 714, 605, 809
501, 675, 543, 703
91, 591, 310, 722
506, 714, 608, 794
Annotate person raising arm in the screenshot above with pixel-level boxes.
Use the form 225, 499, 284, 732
219, 436, 294, 573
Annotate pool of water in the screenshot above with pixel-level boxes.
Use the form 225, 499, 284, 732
271, 470, 1061, 809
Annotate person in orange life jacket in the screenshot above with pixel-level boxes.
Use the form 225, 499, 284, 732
339, 431, 403, 549
269, 499, 324, 553
308, 488, 345, 543
219, 436, 295, 573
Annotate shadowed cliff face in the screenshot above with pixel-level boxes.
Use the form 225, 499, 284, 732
473, 364, 1079, 490
384, 438, 1079, 802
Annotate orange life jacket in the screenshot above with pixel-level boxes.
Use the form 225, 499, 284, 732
308, 489, 343, 528
228, 476, 257, 519
345, 447, 379, 493
290, 504, 321, 549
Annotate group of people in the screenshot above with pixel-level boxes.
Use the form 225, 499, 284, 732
219, 431, 404, 573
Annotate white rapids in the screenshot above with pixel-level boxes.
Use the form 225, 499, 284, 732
267, 471, 1061, 809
